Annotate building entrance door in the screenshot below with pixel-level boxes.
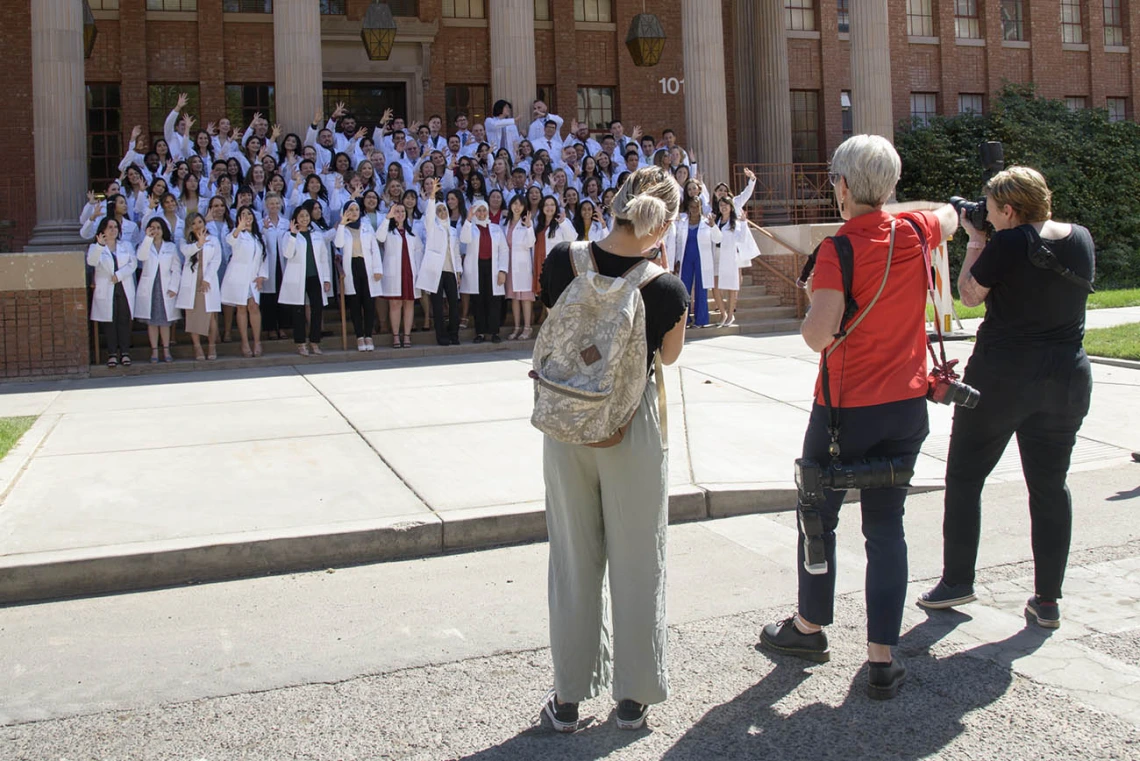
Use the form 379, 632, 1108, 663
322, 82, 409, 129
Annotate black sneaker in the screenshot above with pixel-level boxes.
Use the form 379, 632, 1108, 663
867, 658, 907, 700
1025, 596, 1061, 629
491, 334, 502, 344
541, 689, 579, 733
615, 699, 649, 730
917, 580, 977, 610
450, 337, 461, 346
759, 617, 830, 663
473, 335, 485, 344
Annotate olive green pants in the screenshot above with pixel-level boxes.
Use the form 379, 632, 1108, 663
543, 381, 669, 705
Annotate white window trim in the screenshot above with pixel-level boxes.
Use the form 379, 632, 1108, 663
534, 19, 553, 30
442, 16, 489, 27
908, 36, 940, 45
1062, 42, 1091, 51
955, 37, 986, 47
223, 13, 273, 22
575, 22, 617, 31
145, 10, 197, 20
1002, 40, 1030, 48
787, 30, 822, 40
1105, 45, 1130, 53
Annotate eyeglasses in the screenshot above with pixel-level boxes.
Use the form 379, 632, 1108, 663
828, 172, 842, 187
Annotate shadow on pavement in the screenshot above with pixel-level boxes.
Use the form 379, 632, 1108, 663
1107, 485, 1140, 502
447, 709, 641, 761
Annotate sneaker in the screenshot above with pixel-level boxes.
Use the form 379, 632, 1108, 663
615, 699, 649, 731
917, 580, 977, 610
759, 617, 830, 663
540, 689, 579, 733
1025, 596, 1061, 629
473, 335, 485, 344
867, 658, 907, 700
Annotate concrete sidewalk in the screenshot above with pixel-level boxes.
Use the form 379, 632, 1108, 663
0, 313, 1137, 603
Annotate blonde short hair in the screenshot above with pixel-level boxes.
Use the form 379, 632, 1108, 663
984, 166, 1052, 223
611, 166, 681, 238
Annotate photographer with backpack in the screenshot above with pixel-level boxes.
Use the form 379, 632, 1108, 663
532, 167, 689, 732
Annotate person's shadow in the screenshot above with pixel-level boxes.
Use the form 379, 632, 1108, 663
446, 704, 642, 761
655, 611, 1054, 761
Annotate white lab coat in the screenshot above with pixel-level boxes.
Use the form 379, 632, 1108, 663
673, 218, 722, 286
732, 177, 757, 217
715, 221, 752, 291
484, 116, 521, 154
502, 219, 537, 295
134, 236, 182, 322
539, 219, 577, 247
279, 231, 333, 307
80, 215, 140, 247
175, 235, 222, 313
260, 215, 291, 294
221, 231, 268, 307
334, 221, 385, 298
374, 222, 423, 299
415, 204, 463, 294
527, 113, 563, 142
458, 221, 509, 297
86, 241, 138, 322
163, 109, 192, 161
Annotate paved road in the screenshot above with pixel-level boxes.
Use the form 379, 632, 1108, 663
4, 465, 1140, 760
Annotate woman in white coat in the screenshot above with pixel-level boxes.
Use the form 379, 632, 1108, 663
415, 179, 463, 346
87, 217, 138, 368
177, 213, 222, 361
334, 198, 385, 351
574, 200, 609, 243
374, 202, 423, 348
673, 196, 722, 328
135, 217, 182, 363
259, 192, 291, 340
221, 206, 269, 358
713, 196, 749, 327
80, 194, 140, 247
501, 194, 537, 340
459, 200, 510, 343
280, 204, 334, 356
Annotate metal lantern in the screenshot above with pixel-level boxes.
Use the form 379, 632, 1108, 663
361, 1, 397, 61
625, 12, 666, 67
82, 0, 97, 60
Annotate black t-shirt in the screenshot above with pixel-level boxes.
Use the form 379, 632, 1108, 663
971, 223, 1095, 349
540, 241, 690, 370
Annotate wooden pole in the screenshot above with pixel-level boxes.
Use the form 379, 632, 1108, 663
338, 271, 348, 351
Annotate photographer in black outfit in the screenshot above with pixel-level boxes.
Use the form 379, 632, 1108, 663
919, 167, 1095, 630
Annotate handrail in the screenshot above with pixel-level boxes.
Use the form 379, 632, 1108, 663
746, 220, 808, 318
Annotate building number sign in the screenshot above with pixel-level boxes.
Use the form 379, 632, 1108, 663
659, 77, 684, 95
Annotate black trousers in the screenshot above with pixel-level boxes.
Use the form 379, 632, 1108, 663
431, 272, 460, 343
103, 282, 132, 356
261, 254, 281, 333
345, 257, 377, 339
292, 275, 324, 345
942, 344, 1092, 601
798, 397, 929, 646
472, 257, 501, 337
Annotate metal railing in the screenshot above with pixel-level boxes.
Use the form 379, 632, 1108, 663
732, 163, 840, 227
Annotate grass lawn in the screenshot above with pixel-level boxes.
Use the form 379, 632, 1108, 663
929, 288, 1140, 322
1084, 323, 1140, 361
0, 416, 36, 460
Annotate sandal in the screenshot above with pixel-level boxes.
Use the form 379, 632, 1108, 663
520, 327, 532, 340
106, 355, 118, 368
164, 348, 174, 363
508, 328, 521, 340
310, 344, 323, 355
297, 343, 310, 356
253, 343, 263, 357
120, 354, 132, 367
242, 345, 253, 358
402, 334, 412, 348
393, 334, 402, 348
150, 349, 160, 364
194, 350, 206, 361
459, 318, 469, 329
207, 345, 217, 360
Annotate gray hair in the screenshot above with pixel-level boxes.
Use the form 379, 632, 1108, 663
830, 134, 901, 207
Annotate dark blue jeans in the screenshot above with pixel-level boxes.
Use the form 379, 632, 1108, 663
942, 344, 1092, 600
798, 397, 929, 646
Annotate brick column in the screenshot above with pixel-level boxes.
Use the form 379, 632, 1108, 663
753, 0, 792, 165
681, 0, 729, 184
274, 0, 324, 137
118, 0, 148, 153
732, 0, 759, 165
26, 0, 87, 251
550, 0, 578, 123
198, 0, 226, 122
489, 0, 537, 134
850, 0, 894, 140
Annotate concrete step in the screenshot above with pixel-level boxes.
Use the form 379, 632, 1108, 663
706, 294, 783, 310
731, 305, 799, 322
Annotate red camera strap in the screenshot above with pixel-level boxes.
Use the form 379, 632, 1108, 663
909, 217, 952, 372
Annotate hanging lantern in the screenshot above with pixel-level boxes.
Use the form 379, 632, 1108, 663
625, 12, 666, 67
82, 0, 98, 60
361, 1, 398, 61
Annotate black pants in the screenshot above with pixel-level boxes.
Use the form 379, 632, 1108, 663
798, 397, 929, 646
345, 257, 376, 339
473, 257, 501, 337
103, 282, 132, 356
261, 253, 281, 333
942, 344, 1092, 601
431, 272, 460, 343
292, 275, 324, 345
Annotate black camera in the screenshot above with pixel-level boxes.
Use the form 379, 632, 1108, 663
926, 359, 980, 408
949, 141, 1005, 232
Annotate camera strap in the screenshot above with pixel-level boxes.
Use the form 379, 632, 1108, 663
1020, 225, 1095, 294
912, 219, 953, 372
819, 219, 898, 459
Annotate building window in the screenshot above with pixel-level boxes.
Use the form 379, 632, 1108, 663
910, 92, 938, 125
88, 0, 120, 9
148, 85, 200, 143
954, 0, 981, 38
1107, 97, 1127, 121
790, 90, 820, 163
786, 0, 816, 31
574, 0, 612, 23
443, 0, 484, 18
840, 91, 852, 139
1065, 96, 1087, 111
535, 0, 550, 20
959, 93, 985, 114
577, 87, 615, 131
146, 0, 196, 9
87, 84, 122, 188
223, 0, 272, 11
1061, 0, 1083, 43
225, 85, 275, 129
1000, 0, 1026, 40
907, 0, 934, 36
320, 0, 346, 14
1104, 0, 1124, 46
446, 85, 491, 131
837, 0, 850, 33
385, 0, 418, 13
536, 85, 555, 111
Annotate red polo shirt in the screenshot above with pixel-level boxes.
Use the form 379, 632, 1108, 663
812, 210, 941, 408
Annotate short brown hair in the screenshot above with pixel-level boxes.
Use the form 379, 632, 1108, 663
983, 166, 1052, 223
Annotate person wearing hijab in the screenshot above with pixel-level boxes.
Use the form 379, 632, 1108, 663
458, 199, 509, 343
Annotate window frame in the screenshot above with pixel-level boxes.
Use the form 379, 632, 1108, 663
840, 90, 853, 139
87, 83, 123, 189
146, 0, 197, 10
87, 0, 120, 9
909, 92, 938, 126
785, 0, 816, 32
1000, 0, 1026, 40
320, 0, 346, 15
576, 86, 616, 133
445, 84, 492, 131
954, 0, 982, 39
1060, 0, 1084, 44
222, 0, 272, 11
1065, 96, 1087, 111
442, 0, 485, 18
1103, 0, 1125, 46
907, 0, 935, 37
1106, 97, 1128, 122
958, 93, 985, 115
574, 0, 612, 23
837, 0, 850, 34
147, 84, 200, 146
789, 89, 821, 164
225, 84, 276, 131
534, 0, 551, 21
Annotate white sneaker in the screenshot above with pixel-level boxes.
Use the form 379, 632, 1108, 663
357, 337, 367, 352
365, 337, 375, 351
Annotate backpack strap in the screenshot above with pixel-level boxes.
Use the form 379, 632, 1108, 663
806, 235, 859, 336
569, 240, 595, 277
622, 259, 668, 291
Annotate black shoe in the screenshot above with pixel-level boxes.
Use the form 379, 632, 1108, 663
473, 335, 486, 344
868, 658, 907, 700
540, 689, 579, 733
450, 337, 460, 345
1132, 451, 1139, 463
759, 617, 830, 663
917, 580, 977, 610
1025, 596, 1061, 629
491, 334, 502, 344
436, 338, 450, 346
615, 699, 649, 730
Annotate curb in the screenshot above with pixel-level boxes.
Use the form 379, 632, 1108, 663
1088, 355, 1140, 370
0, 480, 948, 606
